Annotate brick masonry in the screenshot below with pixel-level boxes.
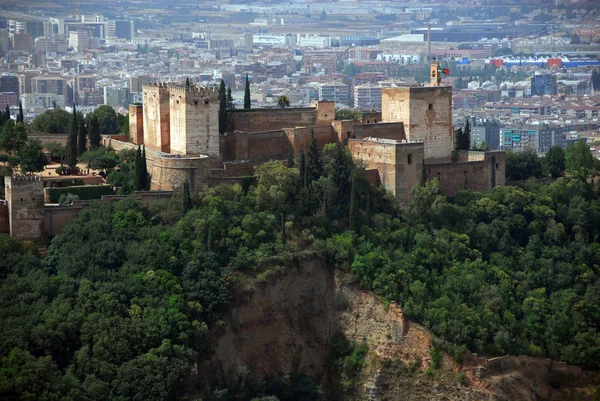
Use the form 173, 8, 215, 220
382, 86, 453, 163
5, 175, 45, 240
129, 104, 144, 145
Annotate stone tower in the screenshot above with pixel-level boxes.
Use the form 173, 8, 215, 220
381, 85, 454, 163
430, 60, 441, 86
168, 84, 219, 156
5, 175, 44, 240
142, 83, 171, 153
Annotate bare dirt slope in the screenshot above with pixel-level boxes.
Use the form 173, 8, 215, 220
203, 254, 598, 400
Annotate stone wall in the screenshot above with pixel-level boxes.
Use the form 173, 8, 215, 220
382, 86, 453, 163
29, 134, 68, 147
349, 138, 424, 204
425, 150, 505, 197
227, 101, 334, 134
5, 175, 45, 240
220, 130, 289, 162
331, 120, 355, 145
101, 136, 137, 152
0, 201, 8, 234
354, 122, 406, 141
44, 191, 174, 236
142, 84, 171, 153
147, 152, 217, 195
361, 111, 382, 124
285, 126, 337, 156
169, 85, 219, 156
129, 104, 144, 145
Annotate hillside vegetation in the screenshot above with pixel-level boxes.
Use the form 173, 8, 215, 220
2, 137, 600, 400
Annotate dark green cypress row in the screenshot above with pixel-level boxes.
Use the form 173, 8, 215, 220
183, 181, 193, 213
299, 151, 306, 189
141, 145, 149, 190
349, 175, 360, 235
77, 113, 87, 156
244, 74, 251, 109
218, 80, 227, 134
66, 105, 78, 167
287, 146, 295, 168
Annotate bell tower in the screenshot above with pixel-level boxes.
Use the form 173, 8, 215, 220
430, 60, 441, 86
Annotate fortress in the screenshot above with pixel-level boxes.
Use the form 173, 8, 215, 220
1, 62, 505, 241
125, 61, 505, 203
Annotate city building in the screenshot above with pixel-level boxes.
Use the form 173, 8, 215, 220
353, 83, 382, 110
531, 72, 557, 96
103, 86, 130, 109
500, 126, 565, 154
319, 82, 350, 107
470, 118, 501, 150
0, 76, 20, 100
21, 93, 65, 111
32, 76, 66, 97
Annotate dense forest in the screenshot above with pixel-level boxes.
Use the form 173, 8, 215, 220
2, 135, 600, 400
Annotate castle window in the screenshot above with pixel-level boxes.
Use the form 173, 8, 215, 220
177, 100, 179, 104
20, 198, 23, 202
194, 101, 198, 106
374, 119, 377, 123
428, 104, 433, 110
367, 120, 371, 124
32, 198, 34, 202
496, 163, 499, 169
205, 100, 209, 105
407, 154, 413, 164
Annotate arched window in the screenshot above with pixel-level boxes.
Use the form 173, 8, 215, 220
407, 154, 413, 164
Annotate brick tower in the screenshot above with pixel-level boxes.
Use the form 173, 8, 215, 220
5, 175, 44, 240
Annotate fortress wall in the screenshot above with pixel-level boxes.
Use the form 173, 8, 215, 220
129, 104, 144, 145
5, 176, 45, 240
382, 87, 453, 162
169, 85, 219, 156
0, 202, 8, 234
354, 122, 406, 141
360, 111, 382, 124
143, 84, 170, 153
229, 107, 318, 133
101, 137, 137, 152
348, 139, 424, 204
221, 130, 289, 162
315, 101, 335, 125
147, 153, 216, 195
426, 160, 491, 196
287, 126, 337, 156
29, 134, 68, 147
331, 120, 355, 145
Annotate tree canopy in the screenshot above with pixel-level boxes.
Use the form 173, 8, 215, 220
30, 109, 71, 134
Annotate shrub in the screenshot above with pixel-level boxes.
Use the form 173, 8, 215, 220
46, 185, 114, 203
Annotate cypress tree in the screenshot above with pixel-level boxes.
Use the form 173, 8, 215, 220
463, 118, 471, 150
88, 114, 101, 150
17, 102, 23, 124
244, 74, 251, 109
141, 145, 149, 190
77, 112, 87, 156
226, 87, 234, 111
453, 127, 463, 151
183, 181, 193, 213
185, 77, 191, 90
299, 151, 306, 189
305, 130, 323, 186
5, 104, 10, 121
287, 146, 295, 168
218, 79, 227, 134
66, 105, 78, 168
280, 213, 286, 245
134, 146, 144, 190
349, 175, 360, 235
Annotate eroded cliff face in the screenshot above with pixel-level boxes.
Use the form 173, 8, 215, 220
203, 254, 598, 400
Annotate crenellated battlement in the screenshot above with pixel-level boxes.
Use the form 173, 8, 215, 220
7, 175, 43, 184
167, 84, 219, 100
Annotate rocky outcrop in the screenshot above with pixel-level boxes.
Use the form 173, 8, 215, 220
203, 253, 599, 400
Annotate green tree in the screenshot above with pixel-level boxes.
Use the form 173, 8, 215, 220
86, 105, 118, 135
542, 145, 565, 178
134, 146, 145, 190
565, 140, 594, 179
349, 175, 360, 234
77, 112, 87, 156
335, 109, 362, 121
30, 109, 71, 134
18, 139, 46, 174
45, 142, 65, 163
183, 181, 193, 213
0, 120, 27, 155
66, 105, 78, 168
141, 145, 149, 190
88, 114, 101, 150
219, 79, 227, 134
277, 95, 290, 108
287, 146, 295, 168
244, 74, 251, 109
305, 130, 323, 186
226, 87, 235, 111
299, 151, 306, 189
79, 146, 119, 173
17, 102, 23, 124
462, 118, 471, 150
506, 150, 543, 181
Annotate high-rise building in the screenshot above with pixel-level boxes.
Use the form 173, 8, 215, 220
32, 76, 66, 96
103, 86, 130, 109
11, 33, 31, 52
470, 118, 501, 150
353, 83, 382, 110
319, 82, 350, 107
531, 72, 557, 96
35, 35, 68, 53
113, 20, 134, 40
0, 75, 20, 100
500, 126, 565, 154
